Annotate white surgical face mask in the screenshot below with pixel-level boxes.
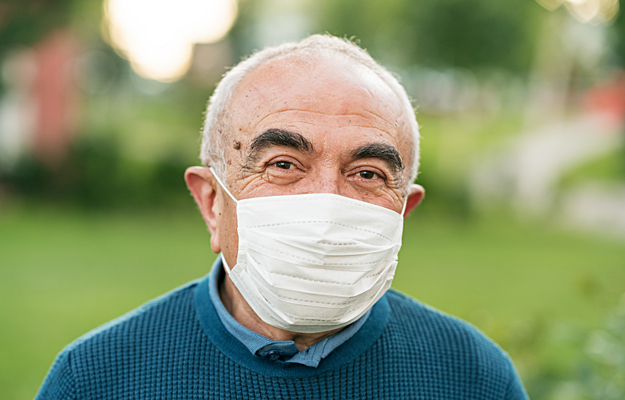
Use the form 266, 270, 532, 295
211, 168, 406, 333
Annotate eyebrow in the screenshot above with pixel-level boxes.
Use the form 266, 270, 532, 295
350, 143, 404, 175
246, 128, 314, 163
245, 128, 404, 178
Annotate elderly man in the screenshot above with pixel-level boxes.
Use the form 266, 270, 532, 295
37, 35, 528, 399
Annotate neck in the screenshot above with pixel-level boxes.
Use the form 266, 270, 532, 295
219, 274, 343, 351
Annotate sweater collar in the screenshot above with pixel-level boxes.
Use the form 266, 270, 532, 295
208, 257, 371, 368
194, 258, 390, 377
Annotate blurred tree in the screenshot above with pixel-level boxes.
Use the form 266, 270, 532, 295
0, 0, 75, 49
0, 0, 106, 96
315, 0, 543, 73
227, 0, 263, 59
612, 8, 625, 67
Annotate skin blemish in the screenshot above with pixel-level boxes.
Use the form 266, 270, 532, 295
233, 140, 241, 150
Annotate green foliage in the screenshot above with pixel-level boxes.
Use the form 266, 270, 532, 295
612, 9, 625, 67
315, 0, 542, 73
578, 301, 625, 399
0, 0, 106, 95
2, 136, 192, 209
0, 0, 74, 49
507, 295, 625, 400
559, 147, 625, 189
227, 0, 262, 59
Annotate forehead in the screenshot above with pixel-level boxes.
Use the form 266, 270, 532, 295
228, 53, 409, 139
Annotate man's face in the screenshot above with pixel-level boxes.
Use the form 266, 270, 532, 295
208, 54, 420, 265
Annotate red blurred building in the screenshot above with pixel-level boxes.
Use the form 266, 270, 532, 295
30, 30, 80, 168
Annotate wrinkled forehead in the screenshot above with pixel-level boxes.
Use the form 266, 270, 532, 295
227, 53, 409, 131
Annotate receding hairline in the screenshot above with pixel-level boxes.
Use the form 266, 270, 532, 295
228, 51, 411, 125
230, 51, 414, 151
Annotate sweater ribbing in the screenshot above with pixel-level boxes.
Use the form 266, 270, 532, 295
36, 274, 528, 399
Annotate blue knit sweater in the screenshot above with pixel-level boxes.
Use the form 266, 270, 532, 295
36, 274, 529, 399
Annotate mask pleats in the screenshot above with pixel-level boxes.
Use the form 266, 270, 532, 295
224, 191, 405, 333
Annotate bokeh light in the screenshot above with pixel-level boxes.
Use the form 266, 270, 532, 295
535, 0, 565, 11
103, 0, 238, 82
535, 0, 619, 24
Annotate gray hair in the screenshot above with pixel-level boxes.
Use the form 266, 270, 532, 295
200, 34, 420, 189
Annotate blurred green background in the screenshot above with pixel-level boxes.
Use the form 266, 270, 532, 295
1, 0, 625, 399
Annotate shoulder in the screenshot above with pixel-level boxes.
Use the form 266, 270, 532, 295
381, 289, 528, 399
385, 289, 505, 356
68, 278, 202, 351
36, 278, 206, 399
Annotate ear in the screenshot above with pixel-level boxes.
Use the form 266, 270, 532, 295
185, 166, 222, 253
403, 184, 425, 218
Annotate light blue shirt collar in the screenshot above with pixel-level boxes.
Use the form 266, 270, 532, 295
208, 256, 371, 368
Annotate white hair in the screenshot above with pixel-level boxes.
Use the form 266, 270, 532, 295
200, 34, 420, 189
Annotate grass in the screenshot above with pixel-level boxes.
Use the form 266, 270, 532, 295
398, 211, 625, 327
0, 203, 214, 399
1, 202, 624, 399
559, 148, 625, 188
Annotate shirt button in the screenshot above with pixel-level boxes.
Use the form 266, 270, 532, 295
266, 350, 281, 361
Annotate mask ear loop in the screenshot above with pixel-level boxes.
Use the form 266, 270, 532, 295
220, 253, 232, 274
209, 166, 238, 203
208, 167, 237, 274
401, 196, 408, 217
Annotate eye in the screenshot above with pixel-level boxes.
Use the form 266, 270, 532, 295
275, 161, 294, 170
358, 170, 377, 179
266, 158, 305, 185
